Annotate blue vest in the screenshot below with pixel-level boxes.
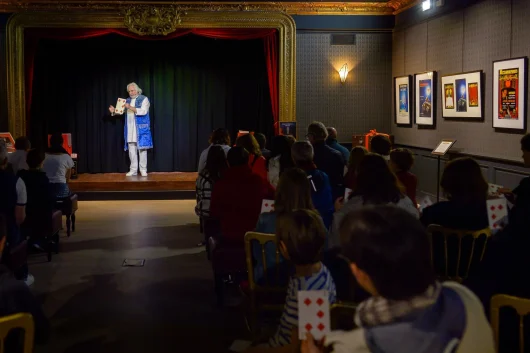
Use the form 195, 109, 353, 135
124, 95, 153, 151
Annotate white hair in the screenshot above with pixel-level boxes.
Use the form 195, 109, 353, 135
127, 82, 142, 95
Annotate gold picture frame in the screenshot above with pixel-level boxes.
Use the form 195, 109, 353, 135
6, 8, 296, 137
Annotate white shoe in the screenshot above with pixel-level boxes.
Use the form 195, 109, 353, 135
126, 171, 137, 177
24, 274, 35, 287
140, 171, 148, 177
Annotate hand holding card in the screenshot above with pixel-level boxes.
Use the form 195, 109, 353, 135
344, 188, 353, 201
298, 290, 331, 341
488, 183, 503, 196
261, 199, 275, 213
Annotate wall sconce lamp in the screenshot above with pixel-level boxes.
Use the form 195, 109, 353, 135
338, 63, 348, 84
422, 0, 431, 11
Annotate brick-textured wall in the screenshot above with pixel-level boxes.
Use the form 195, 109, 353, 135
297, 32, 393, 142
392, 0, 530, 162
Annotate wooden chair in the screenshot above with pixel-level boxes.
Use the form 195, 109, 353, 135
331, 302, 357, 331
491, 294, 530, 353
426, 225, 491, 283
55, 194, 78, 237
0, 313, 34, 353
242, 231, 289, 340
22, 209, 62, 262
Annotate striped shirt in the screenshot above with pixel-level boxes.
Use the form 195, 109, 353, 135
195, 172, 214, 217
269, 263, 337, 347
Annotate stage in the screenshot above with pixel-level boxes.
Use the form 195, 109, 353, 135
69, 172, 197, 200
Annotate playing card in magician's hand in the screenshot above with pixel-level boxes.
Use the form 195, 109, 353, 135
488, 183, 503, 197
115, 98, 126, 114
344, 188, 353, 200
261, 199, 275, 213
486, 198, 508, 230
298, 290, 331, 341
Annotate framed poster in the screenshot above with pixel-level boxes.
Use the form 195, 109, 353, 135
394, 75, 412, 126
414, 71, 437, 126
280, 122, 296, 139
493, 57, 528, 130
441, 70, 483, 119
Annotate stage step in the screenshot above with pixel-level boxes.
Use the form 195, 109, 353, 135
76, 190, 195, 201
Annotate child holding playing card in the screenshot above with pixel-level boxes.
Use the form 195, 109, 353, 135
302, 205, 494, 353
247, 209, 337, 353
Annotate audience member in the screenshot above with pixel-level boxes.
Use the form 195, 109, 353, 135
343, 146, 367, 190
43, 133, 74, 199
370, 134, 392, 160
421, 157, 488, 230
330, 153, 417, 248
236, 133, 268, 181
302, 205, 495, 353
248, 210, 336, 352
198, 128, 231, 172
326, 127, 350, 163
195, 145, 228, 219
0, 139, 30, 284
306, 122, 345, 200
267, 135, 295, 187
499, 133, 530, 233
389, 148, 418, 206
0, 215, 50, 351
210, 147, 274, 245
254, 133, 271, 159
18, 149, 55, 246
254, 168, 323, 282
8, 136, 30, 174
291, 141, 334, 229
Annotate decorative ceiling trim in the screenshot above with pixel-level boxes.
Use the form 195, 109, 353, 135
0, 1, 419, 15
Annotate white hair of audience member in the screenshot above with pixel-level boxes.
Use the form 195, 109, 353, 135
127, 82, 143, 95
291, 141, 314, 163
0, 139, 7, 163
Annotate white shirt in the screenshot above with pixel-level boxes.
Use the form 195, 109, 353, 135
15, 178, 27, 205
123, 96, 150, 143
8, 150, 28, 174
43, 153, 74, 183
198, 144, 231, 172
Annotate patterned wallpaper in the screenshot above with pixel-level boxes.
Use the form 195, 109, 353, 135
392, 0, 530, 162
296, 32, 393, 142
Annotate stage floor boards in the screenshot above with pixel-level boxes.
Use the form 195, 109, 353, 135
69, 172, 197, 192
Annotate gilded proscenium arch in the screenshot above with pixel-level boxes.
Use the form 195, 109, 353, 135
6, 10, 296, 137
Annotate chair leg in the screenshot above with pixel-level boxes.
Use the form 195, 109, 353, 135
55, 232, 60, 254
71, 213, 76, 232
215, 274, 224, 307
66, 215, 72, 237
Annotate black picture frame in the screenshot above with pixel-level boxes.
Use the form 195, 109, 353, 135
394, 75, 413, 127
441, 70, 484, 120
414, 71, 437, 127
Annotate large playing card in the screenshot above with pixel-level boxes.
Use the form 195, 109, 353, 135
261, 199, 275, 213
298, 290, 331, 341
344, 188, 353, 201
115, 98, 126, 114
486, 198, 508, 230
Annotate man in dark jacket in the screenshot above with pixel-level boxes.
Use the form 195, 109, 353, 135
306, 122, 345, 200
326, 127, 350, 164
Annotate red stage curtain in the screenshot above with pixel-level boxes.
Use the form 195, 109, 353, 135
24, 28, 279, 133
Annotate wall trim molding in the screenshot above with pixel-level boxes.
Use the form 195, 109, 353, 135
0, 1, 419, 16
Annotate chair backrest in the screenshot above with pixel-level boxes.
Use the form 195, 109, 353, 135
491, 294, 530, 353
426, 224, 491, 283
244, 231, 286, 292
0, 313, 34, 353
330, 302, 357, 331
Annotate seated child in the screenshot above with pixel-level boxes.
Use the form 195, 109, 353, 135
248, 209, 337, 353
389, 148, 417, 206
302, 205, 495, 353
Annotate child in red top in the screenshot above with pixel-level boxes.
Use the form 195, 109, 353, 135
390, 148, 418, 207
236, 133, 268, 181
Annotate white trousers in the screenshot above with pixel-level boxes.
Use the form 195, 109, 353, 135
128, 142, 147, 173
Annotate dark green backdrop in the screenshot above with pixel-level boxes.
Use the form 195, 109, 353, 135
29, 34, 273, 173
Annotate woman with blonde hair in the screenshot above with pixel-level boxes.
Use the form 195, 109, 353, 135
236, 133, 268, 181
253, 168, 324, 282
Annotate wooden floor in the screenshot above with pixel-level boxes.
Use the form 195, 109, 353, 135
69, 172, 197, 192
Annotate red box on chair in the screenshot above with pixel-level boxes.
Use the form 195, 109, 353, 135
47, 133, 72, 155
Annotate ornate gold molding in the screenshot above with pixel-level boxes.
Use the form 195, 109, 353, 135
6, 10, 296, 137
124, 5, 184, 36
0, 1, 418, 15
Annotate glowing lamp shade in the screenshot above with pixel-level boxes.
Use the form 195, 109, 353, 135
338, 63, 348, 84
422, 0, 431, 11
